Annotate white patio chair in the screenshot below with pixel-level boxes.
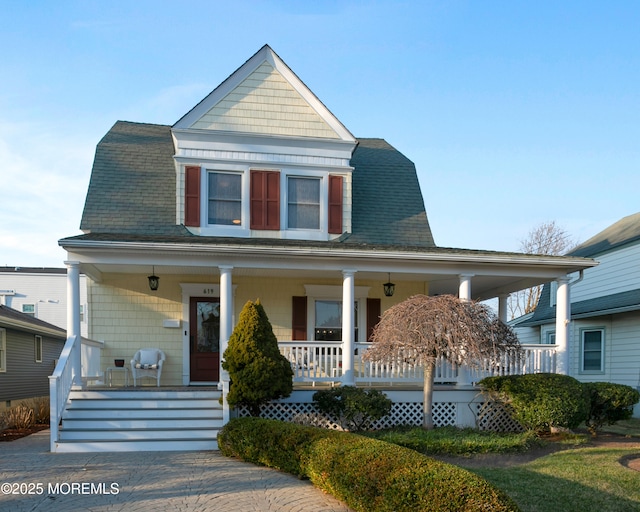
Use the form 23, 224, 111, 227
131, 348, 166, 387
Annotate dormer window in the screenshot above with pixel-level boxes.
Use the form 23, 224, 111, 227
288, 177, 320, 230
184, 165, 344, 240
209, 172, 242, 226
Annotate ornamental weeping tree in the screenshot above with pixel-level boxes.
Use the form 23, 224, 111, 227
222, 300, 293, 416
364, 294, 521, 429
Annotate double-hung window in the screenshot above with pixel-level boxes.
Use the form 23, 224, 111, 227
208, 172, 242, 226
288, 177, 320, 230
581, 328, 604, 373
187, 165, 343, 238
22, 304, 35, 317
313, 300, 359, 342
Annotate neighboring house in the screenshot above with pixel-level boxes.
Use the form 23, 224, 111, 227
52, 45, 595, 452
0, 305, 66, 408
514, 212, 640, 413
0, 267, 89, 338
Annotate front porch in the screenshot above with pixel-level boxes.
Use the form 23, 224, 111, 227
51, 238, 590, 452
49, 333, 552, 452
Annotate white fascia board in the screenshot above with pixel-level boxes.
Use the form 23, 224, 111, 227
61, 239, 597, 278
172, 129, 356, 167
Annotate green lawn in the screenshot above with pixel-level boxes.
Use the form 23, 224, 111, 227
469, 446, 640, 512
372, 422, 640, 512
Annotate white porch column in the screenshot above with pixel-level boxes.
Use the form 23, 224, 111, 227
458, 273, 473, 301
555, 276, 571, 375
498, 294, 509, 323
341, 269, 356, 386
65, 261, 82, 387
219, 265, 233, 423
457, 274, 474, 386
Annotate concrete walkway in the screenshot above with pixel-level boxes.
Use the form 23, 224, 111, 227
0, 430, 352, 511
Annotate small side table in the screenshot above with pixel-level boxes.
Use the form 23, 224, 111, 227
105, 367, 130, 387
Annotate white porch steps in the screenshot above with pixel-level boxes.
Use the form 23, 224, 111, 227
54, 389, 222, 453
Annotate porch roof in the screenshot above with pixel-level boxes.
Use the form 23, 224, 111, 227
59, 232, 596, 301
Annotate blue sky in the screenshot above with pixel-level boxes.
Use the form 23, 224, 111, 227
1, 0, 639, 267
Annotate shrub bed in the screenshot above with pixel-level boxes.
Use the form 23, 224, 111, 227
479, 374, 590, 433
218, 417, 519, 512
583, 382, 640, 435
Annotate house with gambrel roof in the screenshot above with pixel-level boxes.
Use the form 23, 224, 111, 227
52, 45, 595, 452
514, 212, 640, 413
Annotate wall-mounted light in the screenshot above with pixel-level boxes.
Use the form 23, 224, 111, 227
148, 266, 160, 291
383, 273, 395, 297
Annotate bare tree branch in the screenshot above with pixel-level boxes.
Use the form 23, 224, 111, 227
508, 221, 578, 319
364, 294, 521, 428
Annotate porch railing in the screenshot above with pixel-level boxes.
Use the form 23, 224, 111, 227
279, 341, 557, 387
49, 336, 105, 451
49, 335, 79, 452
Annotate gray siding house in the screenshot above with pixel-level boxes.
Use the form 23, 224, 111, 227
0, 305, 66, 408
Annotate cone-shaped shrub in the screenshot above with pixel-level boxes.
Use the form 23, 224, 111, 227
222, 300, 293, 416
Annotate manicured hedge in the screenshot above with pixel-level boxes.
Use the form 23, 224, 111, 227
583, 381, 640, 435
218, 417, 519, 512
479, 373, 590, 432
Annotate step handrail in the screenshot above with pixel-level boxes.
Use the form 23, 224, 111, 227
49, 335, 79, 452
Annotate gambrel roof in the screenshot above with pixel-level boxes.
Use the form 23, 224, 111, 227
76, 121, 436, 248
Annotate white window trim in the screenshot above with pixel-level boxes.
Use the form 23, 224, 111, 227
194, 165, 333, 240
0, 328, 6, 372
22, 303, 36, 317
35, 335, 43, 363
550, 281, 558, 307
541, 329, 556, 345
580, 327, 605, 374
303, 285, 370, 342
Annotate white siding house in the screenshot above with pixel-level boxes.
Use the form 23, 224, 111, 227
0, 267, 89, 338
514, 212, 640, 414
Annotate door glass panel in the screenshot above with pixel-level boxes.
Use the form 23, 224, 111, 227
196, 301, 220, 353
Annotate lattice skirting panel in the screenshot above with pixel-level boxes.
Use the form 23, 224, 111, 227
238, 401, 459, 429
475, 401, 524, 432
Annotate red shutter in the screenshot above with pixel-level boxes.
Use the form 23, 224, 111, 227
184, 166, 201, 227
292, 296, 308, 341
366, 298, 381, 342
250, 170, 280, 230
328, 175, 343, 234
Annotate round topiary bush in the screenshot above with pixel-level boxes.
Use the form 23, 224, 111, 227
479, 373, 590, 433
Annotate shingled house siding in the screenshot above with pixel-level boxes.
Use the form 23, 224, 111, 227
328, 175, 343, 234
184, 166, 201, 227
250, 170, 280, 230
0, 328, 63, 404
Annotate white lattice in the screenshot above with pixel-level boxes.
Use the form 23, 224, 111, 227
476, 402, 524, 432
239, 401, 458, 429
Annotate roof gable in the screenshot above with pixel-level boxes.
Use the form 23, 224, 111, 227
174, 45, 355, 142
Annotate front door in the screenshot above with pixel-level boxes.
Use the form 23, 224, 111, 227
190, 297, 220, 382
